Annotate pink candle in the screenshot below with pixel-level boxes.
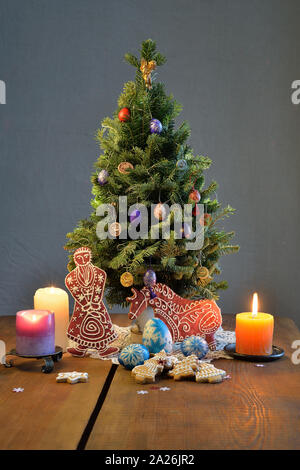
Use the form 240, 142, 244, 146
16, 310, 55, 356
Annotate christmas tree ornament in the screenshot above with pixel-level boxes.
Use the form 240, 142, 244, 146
150, 118, 163, 134
140, 58, 156, 89
197, 266, 210, 280
153, 202, 167, 221
65, 247, 119, 358
97, 169, 109, 185
129, 209, 141, 223
192, 204, 201, 216
142, 318, 173, 354
176, 159, 188, 170
118, 344, 150, 370
181, 222, 192, 239
189, 189, 201, 202
109, 222, 122, 237
127, 283, 222, 349
181, 335, 209, 359
65, 40, 239, 306
118, 107, 131, 122
120, 271, 134, 287
118, 162, 134, 174
200, 213, 212, 226
143, 269, 157, 287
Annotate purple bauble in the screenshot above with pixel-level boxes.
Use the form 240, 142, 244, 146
182, 222, 192, 239
97, 169, 109, 185
150, 118, 162, 135
143, 269, 157, 287
129, 209, 141, 223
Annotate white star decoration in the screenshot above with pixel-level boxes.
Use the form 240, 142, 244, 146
137, 390, 148, 395
13, 387, 24, 393
160, 387, 170, 391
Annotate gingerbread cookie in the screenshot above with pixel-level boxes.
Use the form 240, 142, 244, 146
56, 371, 89, 384
131, 349, 178, 384
168, 355, 199, 381
152, 350, 179, 370
195, 363, 226, 384
132, 357, 164, 384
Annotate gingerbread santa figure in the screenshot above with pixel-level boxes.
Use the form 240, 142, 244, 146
65, 247, 118, 358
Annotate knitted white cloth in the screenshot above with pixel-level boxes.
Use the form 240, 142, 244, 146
71, 325, 236, 362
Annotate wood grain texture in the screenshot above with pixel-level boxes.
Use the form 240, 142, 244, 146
86, 315, 300, 450
0, 316, 113, 450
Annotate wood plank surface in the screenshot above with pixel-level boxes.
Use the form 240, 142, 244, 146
0, 315, 114, 450
86, 315, 300, 450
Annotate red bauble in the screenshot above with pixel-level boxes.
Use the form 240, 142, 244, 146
192, 204, 201, 216
189, 189, 201, 202
200, 213, 212, 226
118, 107, 131, 122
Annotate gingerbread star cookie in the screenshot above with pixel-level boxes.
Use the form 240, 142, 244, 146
56, 371, 89, 384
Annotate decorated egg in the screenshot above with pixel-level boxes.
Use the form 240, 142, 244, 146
129, 209, 141, 223
182, 222, 192, 239
153, 202, 167, 221
150, 118, 162, 134
181, 335, 209, 359
118, 344, 150, 370
176, 159, 188, 171
142, 318, 173, 354
97, 169, 109, 185
120, 271, 134, 287
118, 107, 131, 122
192, 204, 201, 216
143, 269, 156, 287
189, 189, 201, 202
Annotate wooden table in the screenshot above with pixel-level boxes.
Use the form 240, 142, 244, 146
0, 314, 300, 450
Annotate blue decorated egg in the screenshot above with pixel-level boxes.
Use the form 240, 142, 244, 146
150, 118, 163, 134
118, 344, 150, 370
97, 169, 109, 185
142, 318, 173, 354
181, 335, 209, 359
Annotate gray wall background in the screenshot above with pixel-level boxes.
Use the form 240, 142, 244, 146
1, 0, 300, 325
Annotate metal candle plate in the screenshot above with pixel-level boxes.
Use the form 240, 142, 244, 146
4, 346, 63, 373
224, 343, 284, 362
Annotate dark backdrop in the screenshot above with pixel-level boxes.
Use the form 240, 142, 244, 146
1, 0, 300, 325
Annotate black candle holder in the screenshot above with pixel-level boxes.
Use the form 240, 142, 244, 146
224, 343, 284, 362
4, 346, 63, 373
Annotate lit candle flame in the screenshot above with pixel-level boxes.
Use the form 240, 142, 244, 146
252, 292, 258, 318
32, 314, 37, 322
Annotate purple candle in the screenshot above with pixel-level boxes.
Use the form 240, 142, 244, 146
16, 310, 55, 356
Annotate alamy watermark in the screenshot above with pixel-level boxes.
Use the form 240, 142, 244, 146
291, 340, 300, 364
0, 80, 6, 104
95, 197, 205, 250
291, 80, 300, 105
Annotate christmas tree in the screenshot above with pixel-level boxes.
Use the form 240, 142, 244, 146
65, 39, 239, 307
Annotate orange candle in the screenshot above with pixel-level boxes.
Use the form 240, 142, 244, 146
236, 293, 274, 355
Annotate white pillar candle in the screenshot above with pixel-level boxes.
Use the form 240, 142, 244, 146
34, 287, 69, 351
